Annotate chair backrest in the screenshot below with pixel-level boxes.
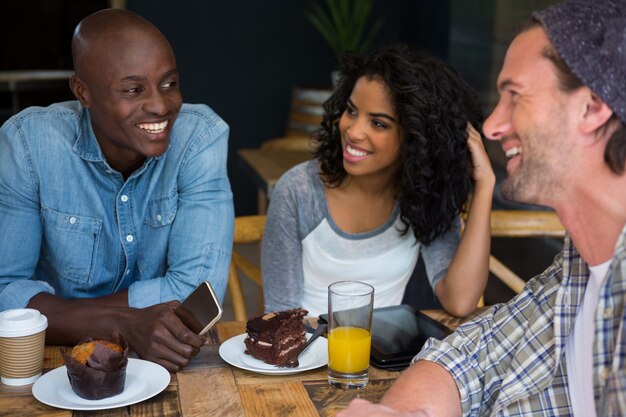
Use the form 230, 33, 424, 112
487, 210, 565, 295
228, 215, 266, 322
227, 211, 564, 319
260, 135, 313, 152
285, 86, 332, 137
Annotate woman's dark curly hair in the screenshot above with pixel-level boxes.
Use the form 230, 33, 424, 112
313, 44, 483, 244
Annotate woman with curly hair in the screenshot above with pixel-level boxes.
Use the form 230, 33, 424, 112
261, 45, 494, 317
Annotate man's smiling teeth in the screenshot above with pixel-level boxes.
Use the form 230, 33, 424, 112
505, 147, 522, 159
346, 144, 368, 157
138, 121, 168, 134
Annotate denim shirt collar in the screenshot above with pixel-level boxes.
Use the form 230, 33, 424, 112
73, 108, 105, 163
72, 107, 164, 176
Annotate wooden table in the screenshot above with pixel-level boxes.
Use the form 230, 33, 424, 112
237, 148, 312, 214
0, 313, 476, 416
0, 322, 394, 417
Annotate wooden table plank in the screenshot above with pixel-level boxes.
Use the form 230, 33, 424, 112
42, 345, 65, 369
304, 378, 396, 417
73, 409, 128, 417
178, 367, 244, 417
129, 383, 181, 417
216, 321, 245, 343
184, 345, 223, 371
368, 366, 402, 380
238, 381, 318, 417
0, 381, 34, 398
231, 367, 328, 385
0, 395, 70, 417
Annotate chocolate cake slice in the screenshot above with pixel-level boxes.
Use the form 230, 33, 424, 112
244, 308, 308, 367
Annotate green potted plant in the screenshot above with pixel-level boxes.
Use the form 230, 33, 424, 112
284, 1, 383, 136
306, 0, 384, 60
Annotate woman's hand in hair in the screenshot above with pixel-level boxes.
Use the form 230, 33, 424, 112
466, 123, 495, 188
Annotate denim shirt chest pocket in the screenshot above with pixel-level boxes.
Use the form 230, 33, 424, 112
139, 192, 178, 277
144, 192, 178, 227
41, 206, 102, 286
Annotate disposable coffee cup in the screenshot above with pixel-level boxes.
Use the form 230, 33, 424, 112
0, 308, 48, 386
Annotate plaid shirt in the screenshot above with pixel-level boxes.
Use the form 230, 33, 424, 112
416, 228, 626, 417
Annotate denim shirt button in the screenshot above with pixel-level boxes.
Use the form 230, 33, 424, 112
121, 195, 129, 203
69, 216, 77, 224
126, 234, 134, 242
156, 214, 162, 221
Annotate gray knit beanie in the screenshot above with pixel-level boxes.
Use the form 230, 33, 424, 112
534, 0, 626, 124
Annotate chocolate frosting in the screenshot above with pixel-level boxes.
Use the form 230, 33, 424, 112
246, 308, 307, 341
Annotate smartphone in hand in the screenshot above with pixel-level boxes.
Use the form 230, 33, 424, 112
174, 281, 223, 335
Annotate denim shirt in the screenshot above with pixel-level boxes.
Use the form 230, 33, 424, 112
0, 101, 234, 310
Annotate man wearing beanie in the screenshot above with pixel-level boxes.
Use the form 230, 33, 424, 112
339, 0, 626, 416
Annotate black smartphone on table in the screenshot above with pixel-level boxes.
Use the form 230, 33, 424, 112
174, 281, 223, 335
319, 304, 451, 371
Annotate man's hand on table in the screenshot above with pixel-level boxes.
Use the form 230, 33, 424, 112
337, 399, 433, 417
118, 300, 206, 372
29, 293, 205, 372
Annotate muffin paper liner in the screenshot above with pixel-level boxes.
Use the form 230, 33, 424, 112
60, 339, 128, 400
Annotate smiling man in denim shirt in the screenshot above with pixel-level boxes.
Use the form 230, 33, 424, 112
0, 9, 234, 372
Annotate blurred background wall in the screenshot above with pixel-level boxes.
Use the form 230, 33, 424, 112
0, 0, 559, 304
1, 0, 559, 216
129, 0, 459, 216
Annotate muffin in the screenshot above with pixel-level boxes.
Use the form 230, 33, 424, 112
61, 338, 128, 400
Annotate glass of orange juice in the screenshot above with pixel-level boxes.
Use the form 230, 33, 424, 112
327, 281, 374, 389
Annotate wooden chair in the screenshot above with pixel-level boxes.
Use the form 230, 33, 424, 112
487, 209, 565, 294
285, 86, 332, 137
228, 215, 266, 322
227, 211, 564, 319
260, 135, 313, 152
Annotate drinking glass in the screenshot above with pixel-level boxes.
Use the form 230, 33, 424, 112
327, 281, 374, 389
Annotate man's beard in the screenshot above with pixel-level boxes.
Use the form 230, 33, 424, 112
499, 148, 561, 206
500, 173, 540, 205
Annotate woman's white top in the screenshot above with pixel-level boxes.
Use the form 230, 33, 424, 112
262, 160, 460, 317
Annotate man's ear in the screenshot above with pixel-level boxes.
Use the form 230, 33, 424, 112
580, 90, 614, 135
69, 75, 91, 108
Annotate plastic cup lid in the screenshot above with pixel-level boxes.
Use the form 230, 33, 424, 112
0, 309, 48, 337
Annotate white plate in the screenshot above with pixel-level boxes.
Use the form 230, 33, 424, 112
32, 358, 170, 411
219, 333, 328, 375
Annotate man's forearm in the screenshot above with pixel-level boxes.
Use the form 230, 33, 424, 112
381, 360, 462, 417
27, 292, 131, 344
